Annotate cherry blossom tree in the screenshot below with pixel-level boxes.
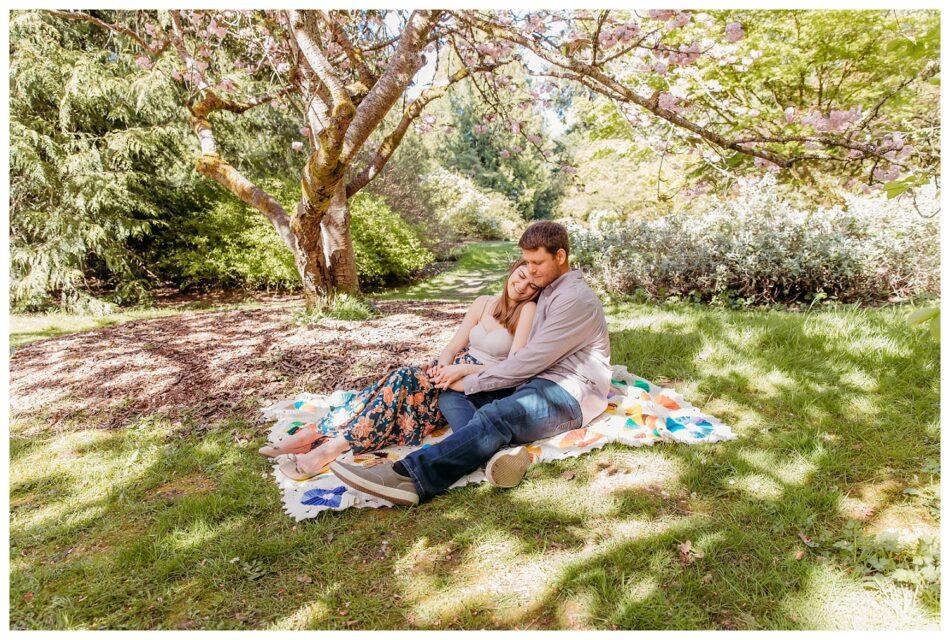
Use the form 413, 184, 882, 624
47, 9, 938, 304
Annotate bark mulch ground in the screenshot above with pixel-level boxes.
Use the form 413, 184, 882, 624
9, 300, 467, 435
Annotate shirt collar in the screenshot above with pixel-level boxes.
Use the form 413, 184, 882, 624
542, 268, 580, 296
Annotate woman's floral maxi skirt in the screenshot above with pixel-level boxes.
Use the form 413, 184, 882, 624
306, 348, 482, 453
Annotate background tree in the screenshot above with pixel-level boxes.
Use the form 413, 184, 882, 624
36, 8, 939, 307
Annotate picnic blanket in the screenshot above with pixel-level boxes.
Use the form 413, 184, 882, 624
262, 364, 736, 520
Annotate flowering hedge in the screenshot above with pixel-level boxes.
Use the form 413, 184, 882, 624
570, 177, 939, 305
420, 167, 524, 241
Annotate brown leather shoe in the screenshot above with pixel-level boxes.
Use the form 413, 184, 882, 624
329, 460, 420, 506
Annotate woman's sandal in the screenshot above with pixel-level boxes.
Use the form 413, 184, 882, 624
258, 444, 284, 458
278, 454, 330, 482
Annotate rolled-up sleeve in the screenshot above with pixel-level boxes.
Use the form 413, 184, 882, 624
462, 292, 596, 395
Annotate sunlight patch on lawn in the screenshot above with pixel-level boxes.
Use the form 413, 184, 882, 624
398, 513, 698, 628
603, 514, 699, 545
270, 599, 332, 629
839, 368, 878, 392
734, 473, 784, 500
866, 503, 939, 546
737, 449, 818, 486
166, 518, 228, 552
837, 480, 898, 521
588, 451, 684, 495
556, 589, 601, 629
845, 334, 909, 359
607, 309, 695, 332
781, 563, 938, 629
756, 368, 797, 393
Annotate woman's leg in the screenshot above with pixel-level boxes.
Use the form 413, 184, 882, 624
285, 433, 351, 474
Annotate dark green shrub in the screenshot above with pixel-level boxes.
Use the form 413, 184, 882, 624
350, 192, 435, 289
159, 182, 433, 292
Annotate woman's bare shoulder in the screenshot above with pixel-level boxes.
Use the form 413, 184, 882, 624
468, 295, 492, 314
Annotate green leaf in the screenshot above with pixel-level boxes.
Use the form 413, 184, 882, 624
884, 180, 910, 199
929, 316, 940, 341
907, 306, 938, 326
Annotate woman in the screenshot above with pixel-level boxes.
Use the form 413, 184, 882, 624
266, 258, 542, 481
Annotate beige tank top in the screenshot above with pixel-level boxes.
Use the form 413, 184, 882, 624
467, 298, 513, 366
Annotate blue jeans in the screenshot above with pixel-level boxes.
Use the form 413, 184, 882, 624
400, 378, 582, 502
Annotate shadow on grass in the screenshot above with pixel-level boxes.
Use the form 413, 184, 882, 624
9, 301, 939, 629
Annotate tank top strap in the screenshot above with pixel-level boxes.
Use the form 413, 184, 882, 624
478, 296, 496, 325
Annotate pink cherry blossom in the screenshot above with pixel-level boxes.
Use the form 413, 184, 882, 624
670, 12, 692, 29
784, 106, 796, 123
560, 165, 578, 174
208, 19, 228, 39
510, 122, 521, 134
500, 149, 511, 159
873, 165, 900, 182
725, 22, 745, 43
291, 141, 303, 151
801, 111, 829, 132
658, 91, 681, 113
299, 126, 311, 138
648, 10, 677, 21
135, 55, 152, 70
827, 107, 861, 132
527, 133, 542, 145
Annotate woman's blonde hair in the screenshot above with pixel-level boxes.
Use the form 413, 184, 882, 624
492, 258, 541, 334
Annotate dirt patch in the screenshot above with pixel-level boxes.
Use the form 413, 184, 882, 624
10, 300, 467, 433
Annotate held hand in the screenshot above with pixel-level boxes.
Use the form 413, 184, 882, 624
423, 360, 444, 378
448, 378, 465, 392
431, 364, 469, 388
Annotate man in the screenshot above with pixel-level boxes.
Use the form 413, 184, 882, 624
329, 221, 612, 505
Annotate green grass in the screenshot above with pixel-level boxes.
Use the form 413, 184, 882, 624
9, 253, 941, 629
9, 308, 185, 349
374, 240, 519, 301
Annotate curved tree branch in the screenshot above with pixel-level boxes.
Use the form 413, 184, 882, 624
46, 10, 168, 58
454, 11, 792, 169
340, 10, 443, 165
346, 61, 504, 197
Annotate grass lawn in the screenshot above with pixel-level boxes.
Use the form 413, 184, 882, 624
9, 255, 940, 629
374, 240, 519, 301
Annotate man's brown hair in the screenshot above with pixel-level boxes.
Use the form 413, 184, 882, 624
518, 221, 569, 258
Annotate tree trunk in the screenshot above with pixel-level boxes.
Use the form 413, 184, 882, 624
290, 198, 332, 308
322, 180, 360, 294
